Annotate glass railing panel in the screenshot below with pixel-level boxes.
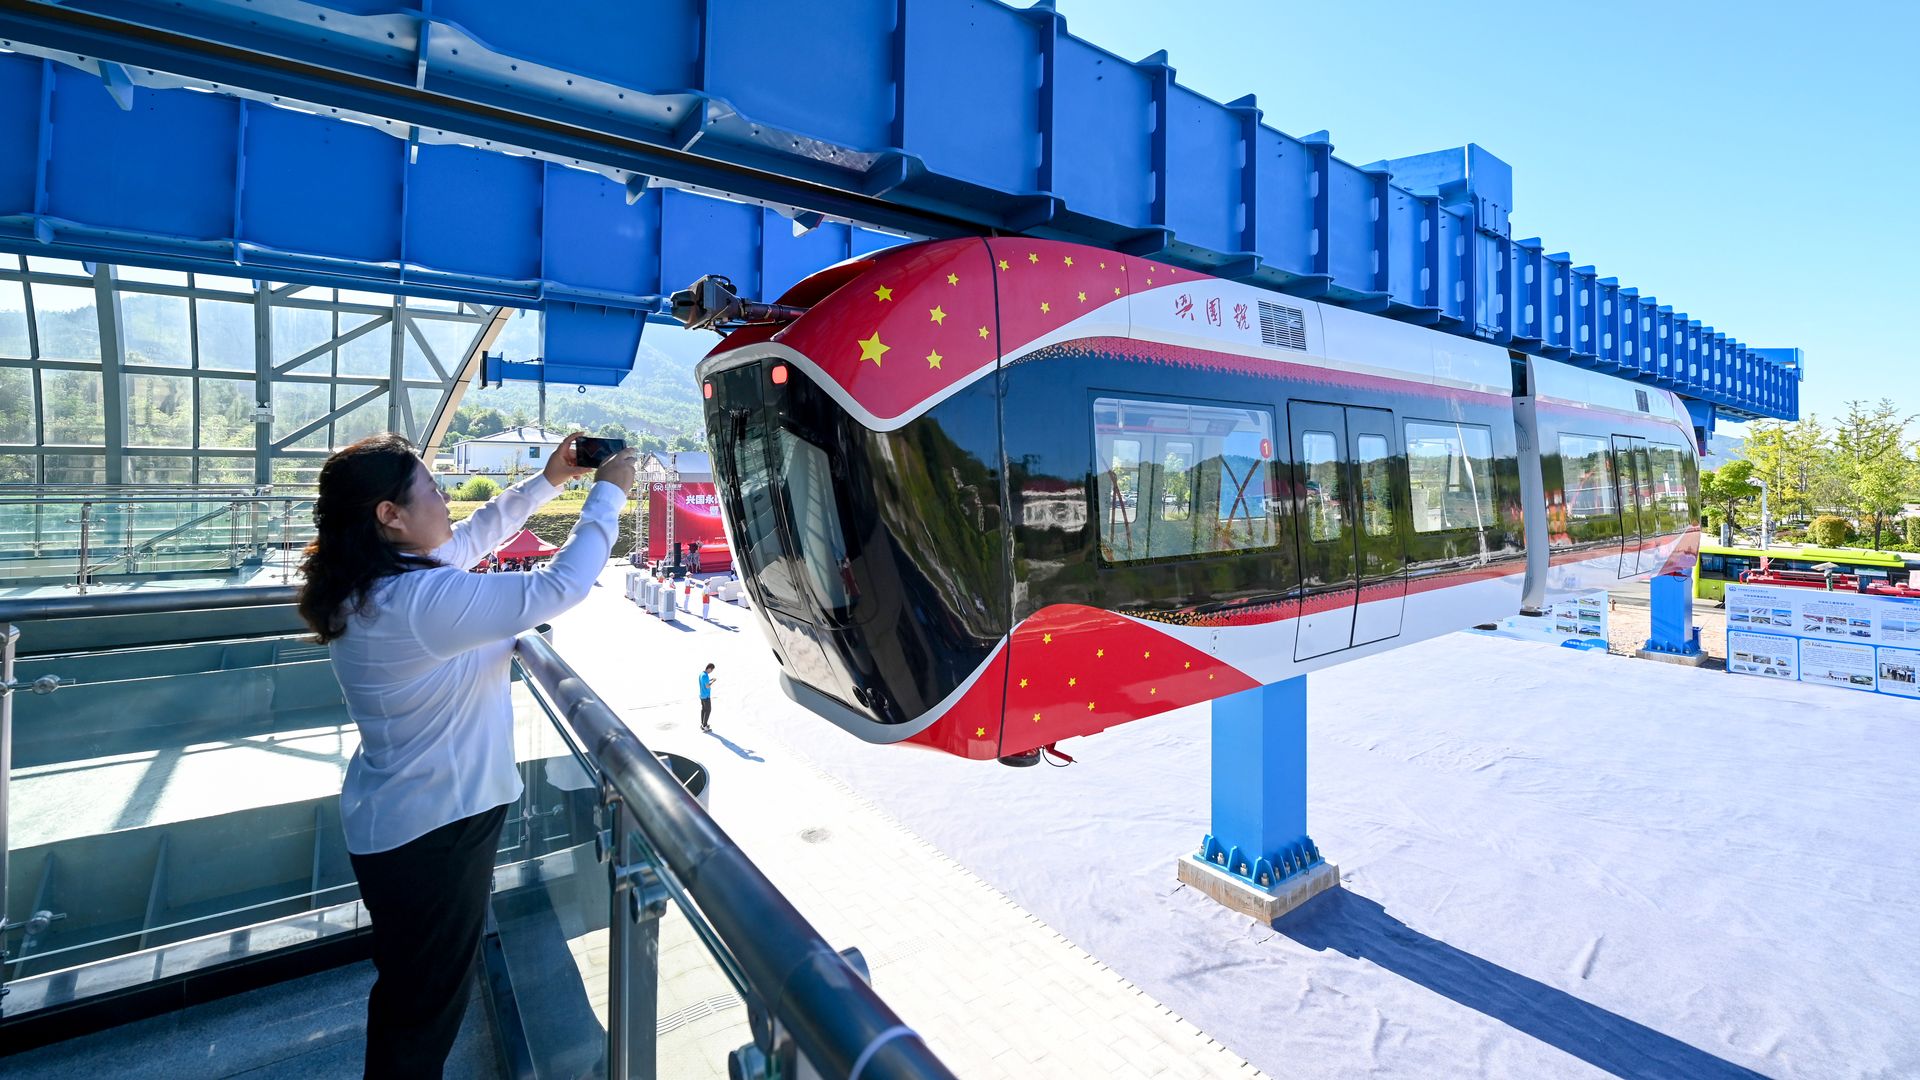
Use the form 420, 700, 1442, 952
0, 494, 315, 584
493, 672, 615, 1077
3, 632, 360, 987
502, 658, 768, 1080
641, 836, 766, 1080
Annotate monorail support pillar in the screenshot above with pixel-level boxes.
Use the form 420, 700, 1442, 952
1638, 570, 1707, 665
1177, 677, 1340, 922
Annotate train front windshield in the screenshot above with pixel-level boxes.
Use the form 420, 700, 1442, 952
712, 364, 857, 619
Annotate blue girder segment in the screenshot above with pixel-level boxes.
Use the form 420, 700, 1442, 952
0, 53, 903, 385
0, 0, 1796, 418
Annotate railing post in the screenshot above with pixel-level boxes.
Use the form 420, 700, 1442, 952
280, 499, 294, 584
603, 790, 667, 1080
73, 502, 92, 594
1, 624, 14, 1002
121, 502, 137, 575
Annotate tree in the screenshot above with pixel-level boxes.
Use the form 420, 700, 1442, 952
1740, 418, 1823, 521
1701, 460, 1761, 533
1851, 450, 1912, 549
465, 407, 508, 438
1831, 399, 1915, 548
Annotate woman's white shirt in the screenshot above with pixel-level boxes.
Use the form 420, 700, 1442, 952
330, 473, 623, 854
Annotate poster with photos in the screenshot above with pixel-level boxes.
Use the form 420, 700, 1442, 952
1726, 583, 1918, 698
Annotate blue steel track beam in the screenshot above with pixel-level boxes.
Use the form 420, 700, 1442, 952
0, 0, 1797, 418
0, 54, 905, 385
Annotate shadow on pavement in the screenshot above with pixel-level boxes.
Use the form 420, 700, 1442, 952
704, 729, 764, 763
1275, 889, 1768, 1080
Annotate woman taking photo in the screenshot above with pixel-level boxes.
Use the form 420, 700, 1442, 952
297, 431, 636, 1079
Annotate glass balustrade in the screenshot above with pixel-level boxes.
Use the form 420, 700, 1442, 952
0, 493, 314, 586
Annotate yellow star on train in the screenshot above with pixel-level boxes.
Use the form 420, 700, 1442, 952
1032, 713, 1042, 723
1068, 676, 1077, 687
874, 285, 893, 301
1027, 252, 1038, 264
925, 349, 942, 370
1019, 677, 1028, 688
929, 305, 947, 325
1043, 633, 1053, 644
857, 332, 889, 367
1063, 255, 1074, 267
947, 272, 959, 285
1086, 701, 1095, 711
1040, 301, 1051, 314
978, 326, 990, 339
975, 727, 986, 737
997, 259, 1009, 271
1077, 291, 1087, 302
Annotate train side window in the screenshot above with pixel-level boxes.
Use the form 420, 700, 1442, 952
1301, 431, 1343, 542
1405, 420, 1494, 533
1558, 433, 1617, 520
1355, 434, 1393, 536
1093, 396, 1279, 564
1701, 553, 1726, 577
1648, 442, 1688, 533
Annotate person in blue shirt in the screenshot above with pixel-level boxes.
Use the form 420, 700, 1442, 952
699, 663, 716, 732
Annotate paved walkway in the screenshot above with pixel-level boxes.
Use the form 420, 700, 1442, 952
550, 568, 1263, 1079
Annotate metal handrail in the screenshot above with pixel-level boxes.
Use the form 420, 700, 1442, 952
0, 585, 300, 625
0, 484, 267, 495
515, 631, 954, 1080
0, 494, 311, 508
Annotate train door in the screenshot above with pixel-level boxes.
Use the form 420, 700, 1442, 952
1291, 403, 1407, 660
1612, 435, 1649, 576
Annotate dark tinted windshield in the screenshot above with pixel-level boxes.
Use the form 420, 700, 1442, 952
773, 428, 857, 617
726, 407, 809, 612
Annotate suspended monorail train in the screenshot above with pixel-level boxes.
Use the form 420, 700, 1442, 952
685, 238, 1700, 764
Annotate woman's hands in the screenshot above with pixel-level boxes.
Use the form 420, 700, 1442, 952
594, 447, 639, 494
543, 433, 597, 488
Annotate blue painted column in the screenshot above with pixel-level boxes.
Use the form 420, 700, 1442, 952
1200, 677, 1323, 889
1643, 570, 1702, 656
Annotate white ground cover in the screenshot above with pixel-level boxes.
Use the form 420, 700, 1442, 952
760, 630, 1920, 1079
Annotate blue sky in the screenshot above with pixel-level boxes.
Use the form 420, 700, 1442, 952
1028, 0, 1918, 433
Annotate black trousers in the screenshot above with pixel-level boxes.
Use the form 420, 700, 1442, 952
348, 803, 507, 1080
700, 697, 712, 727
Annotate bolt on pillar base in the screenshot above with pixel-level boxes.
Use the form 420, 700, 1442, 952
1178, 854, 1340, 923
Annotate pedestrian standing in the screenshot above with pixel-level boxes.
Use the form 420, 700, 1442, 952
699, 662, 716, 732
298, 432, 637, 1079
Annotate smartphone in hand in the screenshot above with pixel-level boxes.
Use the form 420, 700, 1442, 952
573, 436, 626, 468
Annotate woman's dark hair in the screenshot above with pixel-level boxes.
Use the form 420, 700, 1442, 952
298, 433, 440, 642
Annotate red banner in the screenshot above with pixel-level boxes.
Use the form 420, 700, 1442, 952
647, 483, 729, 569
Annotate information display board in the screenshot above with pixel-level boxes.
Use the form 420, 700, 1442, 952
1493, 590, 1609, 646
1725, 583, 1920, 698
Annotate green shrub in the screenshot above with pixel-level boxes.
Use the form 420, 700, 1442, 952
456, 476, 500, 502
1905, 516, 1920, 550
1807, 515, 1854, 547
